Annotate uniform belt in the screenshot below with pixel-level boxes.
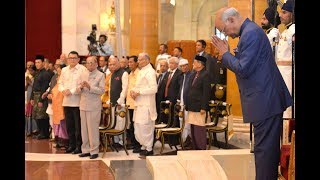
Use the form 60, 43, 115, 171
276, 61, 292, 66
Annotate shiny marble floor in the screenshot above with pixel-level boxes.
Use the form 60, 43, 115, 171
25, 132, 251, 179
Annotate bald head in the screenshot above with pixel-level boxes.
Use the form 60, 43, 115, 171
215, 7, 244, 39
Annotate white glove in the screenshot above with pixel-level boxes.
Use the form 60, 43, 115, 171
268, 28, 280, 41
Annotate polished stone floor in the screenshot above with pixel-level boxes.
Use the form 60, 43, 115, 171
25, 132, 251, 179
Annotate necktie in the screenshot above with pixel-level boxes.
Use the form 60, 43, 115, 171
192, 72, 199, 86
180, 74, 186, 105
157, 73, 163, 86
164, 71, 173, 97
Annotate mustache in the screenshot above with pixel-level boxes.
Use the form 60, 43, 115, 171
261, 24, 271, 30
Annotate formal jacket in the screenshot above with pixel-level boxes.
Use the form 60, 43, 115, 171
186, 68, 211, 112
132, 63, 158, 123
162, 68, 182, 104
201, 51, 227, 86
221, 18, 292, 123
178, 71, 192, 106
79, 69, 105, 111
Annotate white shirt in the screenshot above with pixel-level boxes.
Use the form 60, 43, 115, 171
98, 42, 113, 56
155, 53, 170, 71
58, 63, 87, 107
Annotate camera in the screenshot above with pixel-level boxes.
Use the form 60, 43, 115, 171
87, 24, 98, 55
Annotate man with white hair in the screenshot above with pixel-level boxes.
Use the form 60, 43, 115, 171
78, 56, 105, 159
177, 59, 192, 148
108, 55, 129, 146
211, 7, 292, 179
130, 52, 157, 156
161, 56, 182, 146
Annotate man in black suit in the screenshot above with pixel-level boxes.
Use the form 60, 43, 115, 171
186, 55, 211, 150
196, 40, 227, 100
98, 56, 109, 75
161, 56, 182, 145
177, 59, 193, 147
156, 59, 169, 122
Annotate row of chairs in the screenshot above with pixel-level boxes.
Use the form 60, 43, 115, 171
98, 100, 232, 157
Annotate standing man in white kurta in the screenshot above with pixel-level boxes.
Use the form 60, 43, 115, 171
277, 0, 295, 118
131, 52, 157, 156
78, 56, 105, 159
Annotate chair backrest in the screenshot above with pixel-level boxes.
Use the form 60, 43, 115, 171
208, 100, 232, 126
173, 101, 185, 132
113, 104, 129, 133
158, 100, 173, 126
99, 102, 113, 129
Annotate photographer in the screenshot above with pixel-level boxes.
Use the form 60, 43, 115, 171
97, 34, 113, 56
87, 30, 99, 56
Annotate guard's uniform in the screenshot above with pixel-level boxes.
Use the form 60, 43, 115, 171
276, 23, 295, 118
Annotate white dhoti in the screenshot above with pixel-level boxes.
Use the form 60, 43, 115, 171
133, 106, 155, 151
180, 111, 191, 142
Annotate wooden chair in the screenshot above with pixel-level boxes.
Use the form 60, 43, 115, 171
206, 100, 232, 149
154, 100, 174, 148
156, 101, 185, 154
155, 100, 173, 129
99, 104, 130, 157
99, 102, 113, 130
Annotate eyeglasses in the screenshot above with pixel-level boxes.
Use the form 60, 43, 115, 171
220, 24, 227, 39
68, 57, 79, 60
86, 62, 95, 65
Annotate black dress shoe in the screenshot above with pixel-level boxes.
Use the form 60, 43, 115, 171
133, 147, 142, 153
72, 148, 82, 154
126, 144, 135, 150
139, 150, 153, 156
79, 153, 90, 157
65, 147, 75, 153
90, 154, 98, 159
37, 135, 49, 140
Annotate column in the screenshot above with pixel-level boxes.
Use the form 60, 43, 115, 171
129, 0, 159, 65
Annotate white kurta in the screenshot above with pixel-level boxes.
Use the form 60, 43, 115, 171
276, 24, 295, 118
132, 63, 157, 151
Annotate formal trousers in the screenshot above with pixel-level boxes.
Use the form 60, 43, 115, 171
64, 107, 82, 150
252, 113, 282, 180
190, 124, 206, 150
80, 110, 101, 155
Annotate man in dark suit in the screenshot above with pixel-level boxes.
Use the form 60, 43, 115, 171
185, 55, 211, 150
156, 59, 169, 123
212, 7, 292, 180
196, 39, 227, 100
177, 59, 193, 147
98, 56, 109, 75
161, 56, 182, 145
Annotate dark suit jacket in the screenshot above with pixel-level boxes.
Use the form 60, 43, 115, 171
221, 18, 292, 123
186, 68, 211, 112
178, 71, 193, 106
156, 71, 168, 118
162, 68, 182, 104
201, 51, 227, 85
